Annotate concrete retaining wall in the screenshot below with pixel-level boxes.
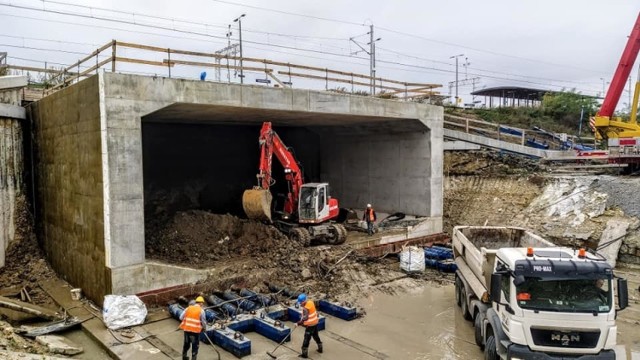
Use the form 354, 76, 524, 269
30, 76, 112, 301
321, 132, 433, 216
0, 75, 27, 268
0, 119, 22, 267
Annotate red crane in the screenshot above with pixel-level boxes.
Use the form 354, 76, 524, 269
592, 12, 640, 171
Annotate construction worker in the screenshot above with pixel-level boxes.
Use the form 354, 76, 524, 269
296, 293, 322, 358
363, 204, 377, 236
180, 296, 207, 360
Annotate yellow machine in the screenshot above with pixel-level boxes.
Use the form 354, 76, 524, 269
593, 12, 640, 168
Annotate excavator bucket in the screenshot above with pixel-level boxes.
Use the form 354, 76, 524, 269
242, 189, 273, 222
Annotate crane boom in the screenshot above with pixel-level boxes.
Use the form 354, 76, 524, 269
598, 12, 640, 118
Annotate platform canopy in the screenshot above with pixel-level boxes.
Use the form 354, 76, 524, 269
471, 86, 597, 108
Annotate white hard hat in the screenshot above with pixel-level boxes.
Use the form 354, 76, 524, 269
367, 204, 371, 208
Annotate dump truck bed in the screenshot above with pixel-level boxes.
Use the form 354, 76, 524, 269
452, 226, 554, 298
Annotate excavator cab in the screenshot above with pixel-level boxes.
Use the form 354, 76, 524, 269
298, 183, 334, 223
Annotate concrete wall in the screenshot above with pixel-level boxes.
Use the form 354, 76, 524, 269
321, 132, 433, 216
0, 76, 27, 268
30, 76, 111, 301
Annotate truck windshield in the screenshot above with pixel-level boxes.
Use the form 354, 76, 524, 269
515, 277, 611, 313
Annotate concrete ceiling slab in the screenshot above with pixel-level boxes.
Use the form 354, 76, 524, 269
142, 103, 426, 134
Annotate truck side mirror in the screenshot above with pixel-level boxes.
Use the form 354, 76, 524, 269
490, 273, 502, 303
513, 275, 525, 287
617, 278, 629, 310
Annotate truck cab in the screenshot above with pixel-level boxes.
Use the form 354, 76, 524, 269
488, 247, 627, 359
452, 226, 629, 360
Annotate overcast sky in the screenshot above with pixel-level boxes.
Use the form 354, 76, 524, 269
1, 0, 639, 106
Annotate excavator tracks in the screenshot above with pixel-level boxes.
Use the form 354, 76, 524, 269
328, 224, 348, 245
289, 227, 311, 247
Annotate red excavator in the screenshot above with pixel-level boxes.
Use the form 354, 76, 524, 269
242, 122, 347, 246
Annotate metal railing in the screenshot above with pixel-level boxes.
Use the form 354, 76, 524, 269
28, 40, 441, 98
444, 114, 593, 151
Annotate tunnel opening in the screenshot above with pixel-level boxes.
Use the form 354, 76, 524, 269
140, 104, 431, 267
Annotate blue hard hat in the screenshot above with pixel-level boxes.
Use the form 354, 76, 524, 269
297, 293, 307, 303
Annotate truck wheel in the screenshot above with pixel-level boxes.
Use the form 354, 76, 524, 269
460, 286, 472, 320
455, 276, 462, 307
484, 335, 497, 360
290, 228, 311, 247
474, 314, 484, 350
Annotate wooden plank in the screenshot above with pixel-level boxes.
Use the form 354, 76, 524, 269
6, 65, 78, 75
267, 72, 287, 87
20, 317, 84, 338
116, 57, 171, 67
54, 40, 114, 79
77, 57, 113, 78
166, 58, 263, 72
0, 296, 61, 320
113, 41, 439, 88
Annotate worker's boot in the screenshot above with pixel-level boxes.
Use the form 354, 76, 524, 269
191, 355, 197, 360
298, 347, 309, 358
317, 343, 323, 353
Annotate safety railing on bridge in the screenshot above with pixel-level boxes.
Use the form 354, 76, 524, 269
13, 40, 441, 98
444, 114, 595, 151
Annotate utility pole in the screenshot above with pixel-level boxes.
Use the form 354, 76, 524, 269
350, 25, 381, 95
214, 25, 240, 82
450, 54, 464, 106
233, 14, 246, 84
462, 57, 470, 80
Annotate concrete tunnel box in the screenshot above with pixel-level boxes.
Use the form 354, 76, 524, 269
30, 72, 443, 304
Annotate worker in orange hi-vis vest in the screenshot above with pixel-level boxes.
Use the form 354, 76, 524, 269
363, 204, 377, 236
179, 296, 207, 360
296, 293, 322, 358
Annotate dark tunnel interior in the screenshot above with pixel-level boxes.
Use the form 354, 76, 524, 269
141, 121, 322, 222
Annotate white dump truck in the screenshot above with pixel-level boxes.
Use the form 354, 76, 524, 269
453, 226, 629, 359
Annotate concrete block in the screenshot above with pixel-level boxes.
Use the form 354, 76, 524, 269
598, 220, 629, 268
0, 75, 28, 90
318, 300, 357, 321
35, 335, 83, 355
0, 104, 25, 119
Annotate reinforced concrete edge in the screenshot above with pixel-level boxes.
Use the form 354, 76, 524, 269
98, 72, 113, 268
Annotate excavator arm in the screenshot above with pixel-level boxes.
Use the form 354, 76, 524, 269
243, 122, 304, 221
256, 122, 303, 216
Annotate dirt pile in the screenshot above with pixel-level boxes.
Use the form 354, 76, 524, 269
146, 210, 293, 267
444, 150, 543, 176
0, 198, 56, 307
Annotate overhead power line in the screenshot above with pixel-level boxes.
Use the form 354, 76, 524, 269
0, 2, 606, 95
206, 0, 609, 75
376, 26, 608, 75
209, 0, 366, 27
24, 0, 349, 41
0, 42, 89, 55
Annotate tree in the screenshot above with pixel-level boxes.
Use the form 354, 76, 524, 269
541, 89, 599, 129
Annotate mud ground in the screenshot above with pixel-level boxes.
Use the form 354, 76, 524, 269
2, 150, 640, 358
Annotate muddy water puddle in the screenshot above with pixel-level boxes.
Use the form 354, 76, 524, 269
338, 279, 482, 359
338, 279, 639, 359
